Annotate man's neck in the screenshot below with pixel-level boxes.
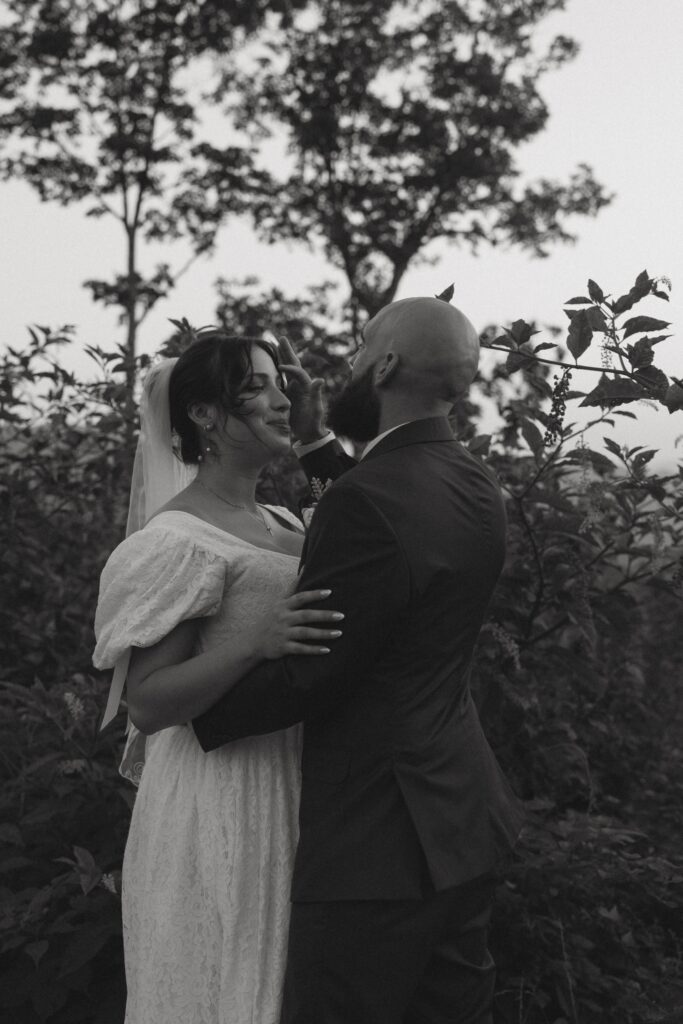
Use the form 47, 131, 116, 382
376, 404, 448, 437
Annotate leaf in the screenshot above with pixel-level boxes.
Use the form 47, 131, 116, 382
506, 345, 536, 373
566, 309, 593, 361
587, 278, 604, 303
526, 373, 554, 400
628, 338, 654, 370
72, 846, 102, 895
533, 342, 557, 354
611, 270, 652, 314
435, 283, 454, 303
586, 306, 608, 332
506, 319, 539, 346
520, 418, 544, 458
663, 382, 683, 413
603, 437, 623, 459
59, 924, 115, 979
635, 365, 669, 396
564, 296, 591, 305
632, 450, 657, 470
613, 410, 637, 418
583, 448, 616, 473
467, 434, 491, 456
580, 374, 648, 408
622, 315, 671, 339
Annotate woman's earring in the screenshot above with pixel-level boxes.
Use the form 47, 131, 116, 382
198, 422, 215, 462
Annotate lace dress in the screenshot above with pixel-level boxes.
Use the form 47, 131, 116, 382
93, 510, 303, 1024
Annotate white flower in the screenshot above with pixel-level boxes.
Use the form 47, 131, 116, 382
302, 477, 334, 531
310, 476, 333, 501
485, 623, 522, 671
63, 691, 85, 722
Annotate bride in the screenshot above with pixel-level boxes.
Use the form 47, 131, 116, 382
93, 329, 342, 1023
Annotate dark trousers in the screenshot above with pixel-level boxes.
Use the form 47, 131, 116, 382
280, 874, 496, 1024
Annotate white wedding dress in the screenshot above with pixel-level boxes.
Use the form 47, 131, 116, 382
93, 510, 303, 1024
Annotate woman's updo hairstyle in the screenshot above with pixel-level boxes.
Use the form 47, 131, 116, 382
169, 328, 281, 465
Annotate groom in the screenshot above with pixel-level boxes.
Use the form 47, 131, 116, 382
193, 297, 525, 1023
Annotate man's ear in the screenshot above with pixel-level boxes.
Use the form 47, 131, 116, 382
373, 352, 400, 388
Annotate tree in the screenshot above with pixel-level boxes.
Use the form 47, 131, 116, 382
0, 0, 304, 438
229, 0, 611, 319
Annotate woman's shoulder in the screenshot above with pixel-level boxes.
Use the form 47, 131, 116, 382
93, 515, 229, 670
102, 511, 212, 566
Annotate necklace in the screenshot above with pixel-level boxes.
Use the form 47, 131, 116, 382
197, 480, 273, 535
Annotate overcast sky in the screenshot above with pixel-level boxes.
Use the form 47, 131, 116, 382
2, 0, 682, 465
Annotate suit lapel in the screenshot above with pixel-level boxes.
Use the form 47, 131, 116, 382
298, 534, 309, 574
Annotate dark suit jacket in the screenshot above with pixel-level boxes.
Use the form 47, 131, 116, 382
193, 417, 525, 901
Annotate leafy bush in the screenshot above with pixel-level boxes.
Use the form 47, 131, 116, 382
0, 676, 129, 1024
1, 273, 682, 1022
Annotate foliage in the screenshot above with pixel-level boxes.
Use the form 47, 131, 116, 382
0, 675, 130, 1024
228, 0, 610, 314
1, 271, 682, 1021
467, 271, 683, 1022
491, 808, 683, 1024
0, 0, 302, 398
0, 330, 135, 687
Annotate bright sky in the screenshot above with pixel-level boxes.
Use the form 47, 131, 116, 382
2, 0, 683, 465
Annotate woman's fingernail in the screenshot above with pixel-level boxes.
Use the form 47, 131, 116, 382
332, 612, 344, 620
320, 647, 331, 654
330, 630, 342, 637
320, 589, 332, 597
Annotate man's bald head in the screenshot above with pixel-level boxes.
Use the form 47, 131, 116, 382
361, 297, 479, 402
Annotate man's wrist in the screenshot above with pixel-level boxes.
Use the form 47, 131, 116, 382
292, 431, 336, 457
293, 430, 328, 445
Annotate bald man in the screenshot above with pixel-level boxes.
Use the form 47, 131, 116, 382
194, 298, 525, 1024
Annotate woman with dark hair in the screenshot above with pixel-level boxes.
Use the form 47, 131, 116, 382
93, 330, 342, 1024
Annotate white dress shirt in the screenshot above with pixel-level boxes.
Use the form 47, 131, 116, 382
293, 423, 410, 461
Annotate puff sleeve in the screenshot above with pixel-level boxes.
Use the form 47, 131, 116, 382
93, 524, 226, 671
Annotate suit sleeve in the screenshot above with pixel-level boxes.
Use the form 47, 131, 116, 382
298, 438, 357, 487
192, 484, 410, 751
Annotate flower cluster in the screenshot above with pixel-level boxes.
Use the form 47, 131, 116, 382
543, 368, 573, 447
486, 622, 522, 671
301, 476, 333, 530
63, 691, 85, 722
579, 480, 609, 535
100, 873, 118, 894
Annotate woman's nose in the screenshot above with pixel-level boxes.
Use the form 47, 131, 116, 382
273, 386, 291, 410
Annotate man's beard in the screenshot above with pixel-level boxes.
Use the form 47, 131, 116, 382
328, 369, 381, 443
